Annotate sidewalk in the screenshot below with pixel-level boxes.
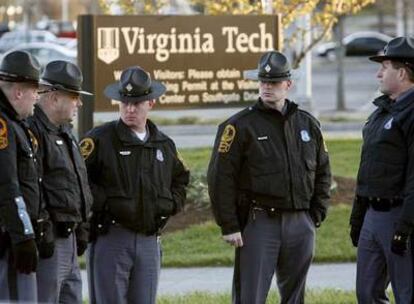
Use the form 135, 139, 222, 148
81, 262, 356, 299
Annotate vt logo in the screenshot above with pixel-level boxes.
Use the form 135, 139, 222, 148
97, 27, 120, 64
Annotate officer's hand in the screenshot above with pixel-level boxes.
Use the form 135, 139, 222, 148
12, 239, 38, 274
76, 239, 88, 256
350, 225, 361, 247
38, 241, 54, 259
391, 231, 409, 256
222, 232, 243, 247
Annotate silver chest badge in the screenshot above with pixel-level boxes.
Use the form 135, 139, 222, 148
300, 130, 311, 142
384, 117, 393, 130
156, 149, 164, 162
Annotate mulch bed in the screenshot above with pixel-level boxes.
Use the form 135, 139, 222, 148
165, 176, 356, 233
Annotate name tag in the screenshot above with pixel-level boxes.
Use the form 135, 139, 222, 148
119, 151, 131, 156
257, 136, 268, 141
56, 140, 63, 145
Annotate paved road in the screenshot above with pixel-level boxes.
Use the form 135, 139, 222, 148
81, 262, 357, 299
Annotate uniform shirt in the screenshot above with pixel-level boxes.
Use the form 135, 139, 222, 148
354, 89, 414, 232
208, 99, 331, 235
27, 105, 93, 223
0, 89, 42, 244
80, 119, 190, 235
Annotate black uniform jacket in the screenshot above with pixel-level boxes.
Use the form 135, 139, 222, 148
208, 99, 331, 235
27, 105, 93, 223
81, 119, 190, 235
0, 90, 42, 244
352, 90, 414, 232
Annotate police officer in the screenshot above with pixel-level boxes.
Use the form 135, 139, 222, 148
208, 50, 331, 304
0, 51, 43, 302
80, 66, 190, 304
350, 37, 414, 303
27, 60, 93, 303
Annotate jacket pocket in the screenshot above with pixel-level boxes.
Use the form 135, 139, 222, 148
302, 158, 317, 198
156, 188, 176, 217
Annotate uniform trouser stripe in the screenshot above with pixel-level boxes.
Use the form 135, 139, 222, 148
7, 252, 17, 301
232, 248, 241, 304
88, 243, 96, 304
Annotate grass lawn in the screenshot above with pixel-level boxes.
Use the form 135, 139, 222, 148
162, 204, 355, 267
158, 289, 392, 304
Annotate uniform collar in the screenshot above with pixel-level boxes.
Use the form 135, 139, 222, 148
254, 98, 298, 117
373, 89, 414, 113
0, 88, 20, 121
116, 118, 167, 145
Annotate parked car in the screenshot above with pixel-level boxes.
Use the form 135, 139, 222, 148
0, 30, 59, 53
6, 42, 77, 66
316, 31, 393, 60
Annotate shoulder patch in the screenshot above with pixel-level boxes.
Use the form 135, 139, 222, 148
79, 137, 95, 160
0, 117, 8, 149
218, 124, 236, 153
27, 129, 38, 153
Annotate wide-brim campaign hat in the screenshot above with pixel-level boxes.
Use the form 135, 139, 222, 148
39, 60, 92, 96
104, 66, 166, 103
370, 36, 414, 65
243, 50, 292, 82
0, 50, 40, 84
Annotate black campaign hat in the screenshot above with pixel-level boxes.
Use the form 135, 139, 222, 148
370, 36, 414, 65
104, 66, 166, 103
39, 60, 92, 96
257, 51, 292, 82
0, 50, 40, 83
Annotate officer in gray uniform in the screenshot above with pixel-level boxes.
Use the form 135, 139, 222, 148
208, 51, 331, 304
28, 60, 93, 303
350, 37, 414, 303
81, 66, 189, 304
0, 51, 42, 302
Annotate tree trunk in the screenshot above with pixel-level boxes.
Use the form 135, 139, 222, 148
335, 16, 346, 111
377, 0, 385, 33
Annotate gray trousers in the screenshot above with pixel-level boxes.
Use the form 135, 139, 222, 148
0, 250, 37, 302
36, 233, 82, 304
88, 225, 161, 304
233, 209, 315, 304
357, 206, 413, 304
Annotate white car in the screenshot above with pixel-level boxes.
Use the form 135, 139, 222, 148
7, 42, 77, 66
0, 30, 60, 53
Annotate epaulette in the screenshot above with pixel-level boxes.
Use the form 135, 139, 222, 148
298, 108, 321, 128
219, 106, 255, 127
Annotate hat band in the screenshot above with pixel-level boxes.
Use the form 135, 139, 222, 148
42, 78, 82, 92
258, 71, 291, 79
0, 71, 37, 83
120, 88, 152, 97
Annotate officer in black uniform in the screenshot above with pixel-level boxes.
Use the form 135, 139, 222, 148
208, 50, 331, 304
350, 37, 414, 303
0, 51, 43, 302
28, 60, 93, 303
80, 66, 190, 304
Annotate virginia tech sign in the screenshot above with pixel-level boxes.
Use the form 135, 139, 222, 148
78, 15, 281, 112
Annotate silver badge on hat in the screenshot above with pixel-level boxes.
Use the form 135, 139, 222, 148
126, 83, 133, 92
156, 149, 164, 162
300, 130, 311, 142
265, 64, 271, 72
384, 117, 393, 130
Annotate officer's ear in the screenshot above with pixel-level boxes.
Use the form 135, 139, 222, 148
286, 80, 293, 90
148, 99, 155, 109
